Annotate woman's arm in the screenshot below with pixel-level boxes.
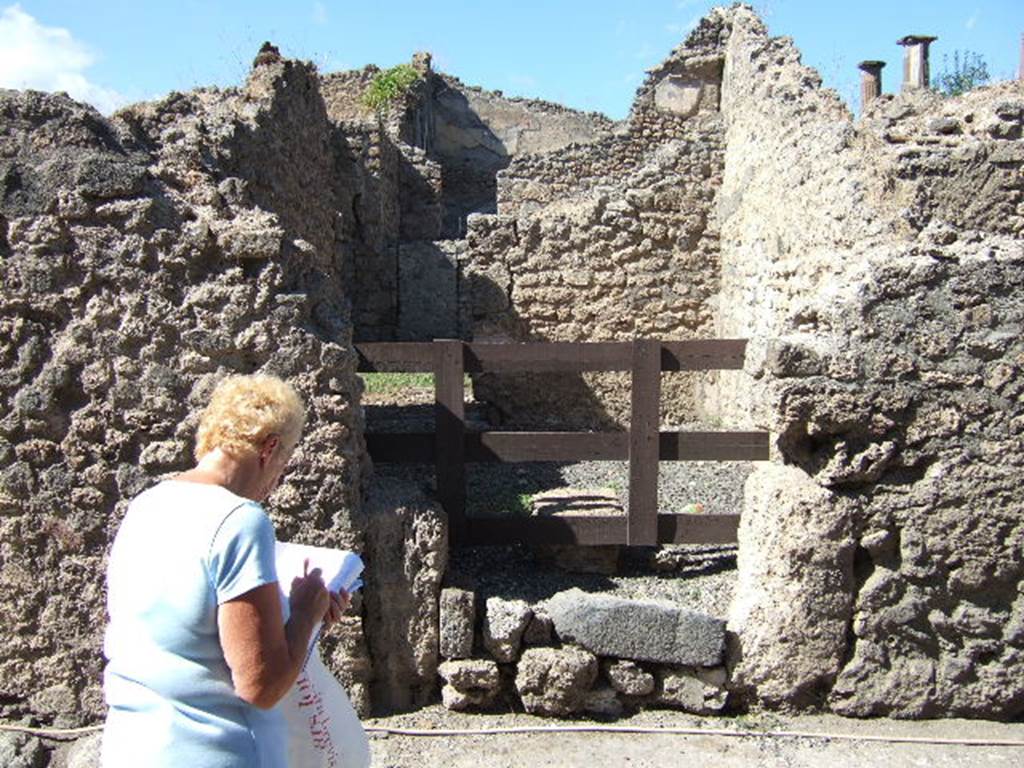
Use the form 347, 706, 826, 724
218, 568, 335, 710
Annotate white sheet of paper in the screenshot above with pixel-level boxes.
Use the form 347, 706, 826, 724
275, 541, 365, 659
275, 541, 364, 595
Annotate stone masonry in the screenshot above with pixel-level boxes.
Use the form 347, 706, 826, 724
710, 8, 1024, 717
0, 51, 369, 725
462, 21, 726, 428
1, 1, 1023, 736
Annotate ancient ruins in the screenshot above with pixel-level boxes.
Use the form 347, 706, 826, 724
1, 5, 1023, 760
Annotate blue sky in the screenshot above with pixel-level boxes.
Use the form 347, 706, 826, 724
0, 1, 1020, 118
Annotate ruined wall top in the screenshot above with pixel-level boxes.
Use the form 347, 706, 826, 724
0, 53, 369, 725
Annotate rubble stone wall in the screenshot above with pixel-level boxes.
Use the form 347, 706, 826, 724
715, 7, 1024, 717
436, 587, 730, 718
3, 3, 1024, 732
0, 55, 370, 725
432, 75, 614, 236
462, 18, 729, 428
319, 74, 404, 342
322, 64, 614, 342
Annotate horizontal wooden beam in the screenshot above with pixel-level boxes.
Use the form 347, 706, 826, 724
659, 431, 769, 461
464, 342, 631, 372
356, 340, 751, 373
465, 516, 627, 546
365, 431, 769, 463
461, 513, 740, 546
657, 513, 740, 544
661, 340, 747, 371
474, 432, 626, 462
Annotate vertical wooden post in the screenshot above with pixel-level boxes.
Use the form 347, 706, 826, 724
435, 340, 466, 546
627, 339, 661, 546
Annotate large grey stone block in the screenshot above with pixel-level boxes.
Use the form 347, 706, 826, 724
546, 588, 725, 666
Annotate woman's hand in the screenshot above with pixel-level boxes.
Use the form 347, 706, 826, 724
288, 559, 330, 624
324, 589, 351, 626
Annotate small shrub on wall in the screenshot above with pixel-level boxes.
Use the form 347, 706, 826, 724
362, 64, 422, 111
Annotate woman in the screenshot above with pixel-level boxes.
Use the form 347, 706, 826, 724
102, 374, 347, 768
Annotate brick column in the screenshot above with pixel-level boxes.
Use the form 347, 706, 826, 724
897, 35, 937, 90
1019, 33, 1023, 82
858, 60, 885, 110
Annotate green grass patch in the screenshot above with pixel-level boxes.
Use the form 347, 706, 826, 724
360, 372, 474, 394
514, 492, 534, 515
360, 372, 434, 393
362, 64, 422, 111
467, 488, 534, 518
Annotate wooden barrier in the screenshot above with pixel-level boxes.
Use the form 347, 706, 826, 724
357, 340, 768, 547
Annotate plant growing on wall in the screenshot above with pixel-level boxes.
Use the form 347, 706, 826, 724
936, 50, 990, 96
362, 64, 422, 111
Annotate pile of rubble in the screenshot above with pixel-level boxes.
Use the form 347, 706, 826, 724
437, 588, 727, 717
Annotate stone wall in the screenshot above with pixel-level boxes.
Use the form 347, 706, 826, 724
712, 7, 1024, 717
436, 587, 729, 718
462, 16, 728, 428
321, 60, 613, 342
432, 74, 614, 237
0, 53, 370, 725
320, 74, 403, 342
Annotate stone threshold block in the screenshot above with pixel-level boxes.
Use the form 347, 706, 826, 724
545, 587, 725, 667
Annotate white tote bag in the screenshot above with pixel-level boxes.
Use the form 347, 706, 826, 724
281, 646, 371, 768
275, 542, 370, 768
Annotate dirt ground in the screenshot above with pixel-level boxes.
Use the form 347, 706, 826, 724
362, 706, 1024, 767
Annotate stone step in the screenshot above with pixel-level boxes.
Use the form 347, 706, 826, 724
544, 587, 725, 667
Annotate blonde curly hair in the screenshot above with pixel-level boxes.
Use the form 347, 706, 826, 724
194, 374, 306, 461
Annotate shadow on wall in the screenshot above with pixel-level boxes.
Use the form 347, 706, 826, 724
461, 270, 624, 432
464, 270, 713, 432
431, 83, 511, 239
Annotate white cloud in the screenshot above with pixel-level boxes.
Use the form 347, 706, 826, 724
311, 1, 328, 26
0, 4, 124, 113
965, 10, 979, 31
